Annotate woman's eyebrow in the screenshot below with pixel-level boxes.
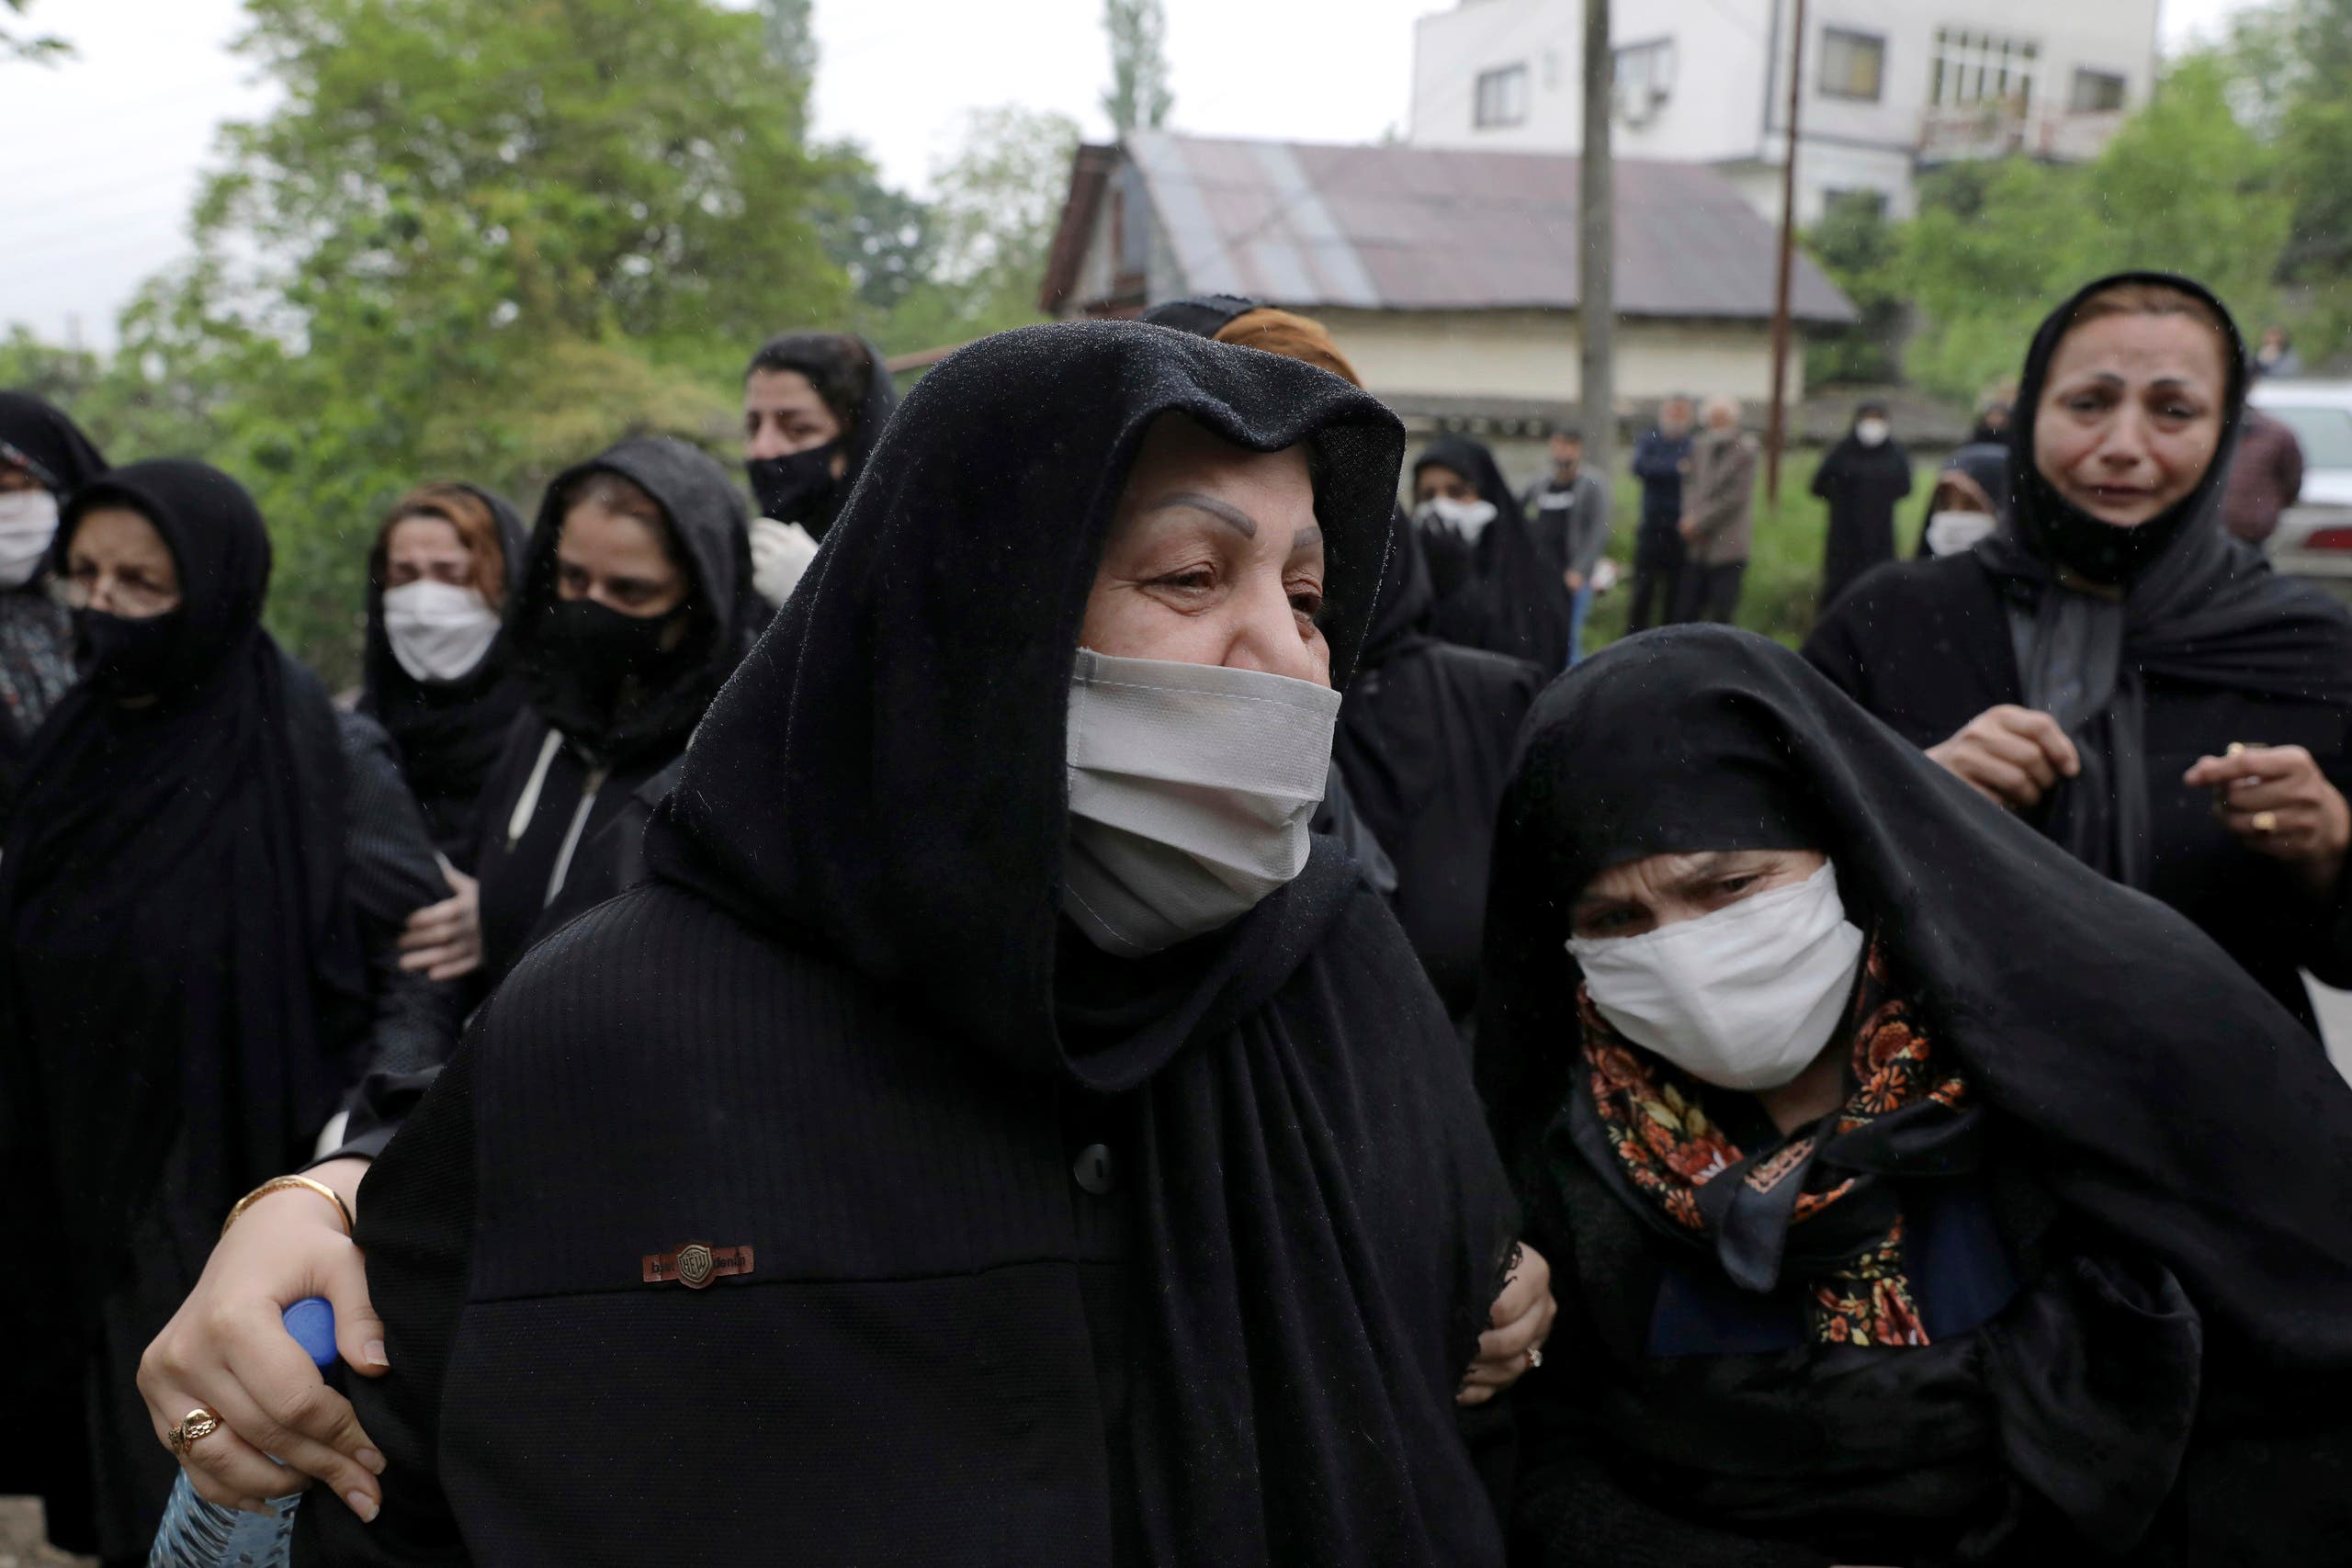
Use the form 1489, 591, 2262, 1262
1287, 524, 1323, 556
1146, 491, 1256, 538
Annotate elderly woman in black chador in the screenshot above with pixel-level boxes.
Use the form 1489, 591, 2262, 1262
1808, 272, 2352, 1034
0, 461, 452, 1564
147, 322, 1534, 1562
1479, 625, 2352, 1567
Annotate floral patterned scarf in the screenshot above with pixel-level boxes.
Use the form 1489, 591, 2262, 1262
1578, 940, 1973, 1347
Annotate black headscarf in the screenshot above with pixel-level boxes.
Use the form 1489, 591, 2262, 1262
0, 390, 108, 496
508, 436, 752, 765
358, 484, 530, 867
1138, 294, 1260, 338
1976, 272, 2352, 887
1415, 434, 1572, 670
1479, 626, 2352, 1377
1918, 440, 2016, 548
645, 320, 1513, 1566
742, 333, 899, 539
2, 460, 363, 1295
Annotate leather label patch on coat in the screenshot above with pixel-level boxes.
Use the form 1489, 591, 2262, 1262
641, 1241, 755, 1290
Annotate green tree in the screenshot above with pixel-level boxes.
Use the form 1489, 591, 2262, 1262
1899, 54, 2286, 398
1102, 0, 1172, 133
2233, 0, 2352, 350
877, 107, 1080, 355
1, 0, 71, 63
1803, 194, 1905, 386
138, 0, 847, 676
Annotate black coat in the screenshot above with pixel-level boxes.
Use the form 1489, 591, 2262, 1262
469, 436, 752, 991
1806, 273, 2352, 1033
1809, 431, 1912, 612
1481, 627, 2352, 1566
300, 321, 1518, 1567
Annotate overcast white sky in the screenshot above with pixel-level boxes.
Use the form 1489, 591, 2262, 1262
0, 0, 2269, 347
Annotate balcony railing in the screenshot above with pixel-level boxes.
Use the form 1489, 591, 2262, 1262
1918, 104, 2128, 164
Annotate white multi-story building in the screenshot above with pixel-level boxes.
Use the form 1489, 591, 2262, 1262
1408, 0, 2163, 225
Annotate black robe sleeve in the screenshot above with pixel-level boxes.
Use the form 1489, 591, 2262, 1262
336, 712, 465, 1088
294, 1036, 478, 1564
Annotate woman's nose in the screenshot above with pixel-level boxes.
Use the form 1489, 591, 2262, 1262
1222, 578, 1327, 686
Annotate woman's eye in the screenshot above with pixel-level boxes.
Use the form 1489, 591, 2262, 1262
1289, 587, 1325, 620
1717, 875, 1760, 896
1153, 568, 1215, 593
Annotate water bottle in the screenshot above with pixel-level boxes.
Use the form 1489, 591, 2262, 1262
148, 1297, 337, 1568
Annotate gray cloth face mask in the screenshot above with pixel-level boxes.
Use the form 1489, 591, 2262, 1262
1061, 649, 1341, 957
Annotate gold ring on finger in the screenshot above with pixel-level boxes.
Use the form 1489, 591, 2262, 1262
1525, 1346, 1544, 1371
167, 1406, 223, 1456
2254, 810, 2279, 835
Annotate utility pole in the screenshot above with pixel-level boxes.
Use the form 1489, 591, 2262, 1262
1764, 0, 1807, 504
1578, 0, 1615, 483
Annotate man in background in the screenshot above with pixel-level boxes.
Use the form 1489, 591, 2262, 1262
1625, 397, 1693, 632
1523, 425, 1613, 666
1676, 395, 1759, 626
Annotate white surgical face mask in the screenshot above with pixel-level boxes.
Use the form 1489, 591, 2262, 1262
0, 490, 61, 590
1062, 649, 1340, 957
1566, 862, 1865, 1093
382, 580, 501, 682
1855, 419, 1891, 447
1416, 494, 1498, 544
1924, 509, 1997, 558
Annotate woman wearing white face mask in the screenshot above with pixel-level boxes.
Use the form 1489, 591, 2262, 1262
1913, 443, 2013, 559
1413, 434, 1576, 671
358, 483, 528, 871
1479, 625, 2352, 1567
148, 323, 1532, 1563
1810, 400, 1912, 616
0, 390, 108, 803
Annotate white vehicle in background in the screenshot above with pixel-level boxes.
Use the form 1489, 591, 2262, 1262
2250, 380, 2352, 596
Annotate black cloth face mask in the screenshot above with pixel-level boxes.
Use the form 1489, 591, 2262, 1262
74, 606, 186, 699
2019, 467, 2209, 587
546, 597, 688, 719
746, 442, 842, 525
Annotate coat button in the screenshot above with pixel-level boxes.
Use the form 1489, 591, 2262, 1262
1073, 1143, 1116, 1196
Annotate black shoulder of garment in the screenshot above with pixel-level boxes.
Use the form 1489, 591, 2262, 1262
328, 321, 1518, 1568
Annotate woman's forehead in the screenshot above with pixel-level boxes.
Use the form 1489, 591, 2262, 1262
2046, 314, 2225, 385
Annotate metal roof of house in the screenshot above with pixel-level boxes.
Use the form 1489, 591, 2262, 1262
1074, 132, 1856, 325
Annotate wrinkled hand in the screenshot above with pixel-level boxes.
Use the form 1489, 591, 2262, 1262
2185, 744, 2351, 898
398, 863, 480, 981
138, 1160, 387, 1521
1458, 1243, 1556, 1406
1928, 705, 2081, 811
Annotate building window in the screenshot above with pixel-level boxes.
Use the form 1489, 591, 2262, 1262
1819, 28, 1886, 102
1613, 38, 1676, 125
2070, 68, 2128, 113
1929, 28, 2040, 109
1474, 63, 1530, 129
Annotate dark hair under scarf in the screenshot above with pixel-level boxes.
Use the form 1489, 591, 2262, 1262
2, 460, 364, 1297
1976, 271, 2352, 887
1415, 433, 1574, 670
0, 390, 108, 495
646, 321, 1512, 1566
741, 333, 900, 539
359, 483, 531, 866
507, 436, 753, 764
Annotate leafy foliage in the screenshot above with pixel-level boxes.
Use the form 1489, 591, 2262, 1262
114, 0, 846, 678
1803, 194, 1905, 386
1102, 0, 1173, 134
0, 0, 70, 65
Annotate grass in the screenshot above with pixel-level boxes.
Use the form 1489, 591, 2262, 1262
1582, 450, 1948, 652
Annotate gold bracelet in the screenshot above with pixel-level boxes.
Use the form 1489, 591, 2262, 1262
222, 1174, 355, 1239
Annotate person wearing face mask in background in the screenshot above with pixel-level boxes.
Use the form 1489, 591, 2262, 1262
1913, 443, 2014, 559
0, 460, 451, 1566
1480, 626, 2352, 1568
1809, 401, 1912, 616
1415, 434, 1576, 671
0, 391, 108, 804
1808, 274, 2352, 1034
741, 331, 899, 608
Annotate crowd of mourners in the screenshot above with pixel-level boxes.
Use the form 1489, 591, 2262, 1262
3, 269, 2352, 1568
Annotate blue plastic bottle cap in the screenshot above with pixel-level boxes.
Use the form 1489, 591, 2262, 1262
282, 1297, 337, 1370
